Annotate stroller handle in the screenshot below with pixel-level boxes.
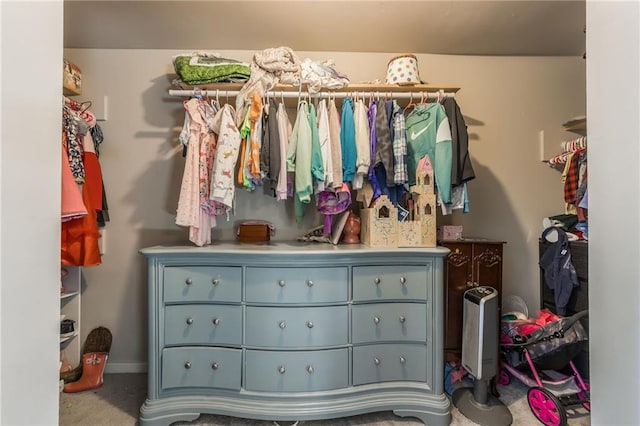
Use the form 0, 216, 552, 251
558, 310, 588, 331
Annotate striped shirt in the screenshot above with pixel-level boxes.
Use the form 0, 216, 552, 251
392, 104, 408, 184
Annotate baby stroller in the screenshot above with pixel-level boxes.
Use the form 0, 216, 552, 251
499, 309, 590, 426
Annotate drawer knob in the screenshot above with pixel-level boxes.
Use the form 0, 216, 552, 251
185, 277, 193, 285
373, 316, 380, 324
399, 315, 406, 323
212, 318, 220, 326
211, 278, 219, 286
306, 280, 314, 287
306, 321, 314, 329
278, 280, 286, 287
184, 362, 192, 369
211, 362, 219, 370
278, 365, 286, 374
374, 277, 381, 285
306, 365, 314, 374
186, 317, 194, 325
400, 276, 406, 285
399, 356, 406, 364
374, 357, 381, 366
279, 321, 287, 329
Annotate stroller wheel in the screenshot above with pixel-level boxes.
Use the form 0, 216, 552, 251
527, 386, 568, 426
498, 369, 511, 385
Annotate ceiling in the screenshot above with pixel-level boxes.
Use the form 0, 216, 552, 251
64, 0, 586, 56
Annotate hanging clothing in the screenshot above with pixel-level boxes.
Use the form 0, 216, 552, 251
276, 102, 292, 201
63, 106, 85, 184
328, 99, 343, 188
209, 103, 242, 212
237, 108, 250, 189
374, 99, 395, 187
61, 99, 106, 265
247, 92, 264, 183
261, 101, 281, 197
61, 142, 87, 222
308, 102, 325, 192
82, 132, 104, 213
442, 97, 475, 186
287, 101, 313, 222
316, 99, 334, 190
353, 99, 370, 190
391, 101, 408, 186
405, 103, 453, 203
340, 98, 356, 183
61, 182, 101, 267
539, 227, 579, 316
366, 99, 382, 200
175, 98, 216, 246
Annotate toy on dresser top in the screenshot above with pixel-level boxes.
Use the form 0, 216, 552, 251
360, 162, 437, 248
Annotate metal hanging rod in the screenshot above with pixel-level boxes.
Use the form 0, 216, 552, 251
168, 89, 456, 100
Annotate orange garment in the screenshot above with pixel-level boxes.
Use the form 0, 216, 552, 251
82, 131, 103, 211
237, 137, 248, 185
248, 92, 263, 177
83, 149, 103, 212
61, 179, 101, 267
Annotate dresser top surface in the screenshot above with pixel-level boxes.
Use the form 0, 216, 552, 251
140, 241, 450, 257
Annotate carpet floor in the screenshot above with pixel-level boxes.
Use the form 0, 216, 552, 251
59, 374, 590, 425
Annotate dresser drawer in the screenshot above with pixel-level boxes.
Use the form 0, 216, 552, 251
352, 265, 429, 301
245, 306, 348, 348
245, 267, 348, 304
353, 344, 427, 385
352, 303, 427, 343
163, 266, 241, 303
162, 347, 241, 390
245, 349, 349, 392
164, 305, 242, 346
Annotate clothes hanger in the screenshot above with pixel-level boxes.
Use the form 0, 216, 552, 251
403, 92, 415, 114
79, 100, 92, 113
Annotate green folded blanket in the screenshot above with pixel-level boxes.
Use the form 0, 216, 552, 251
173, 54, 251, 85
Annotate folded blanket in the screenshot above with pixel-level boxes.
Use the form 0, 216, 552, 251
173, 52, 251, 85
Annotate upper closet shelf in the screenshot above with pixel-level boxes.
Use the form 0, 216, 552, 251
562, 116, 587, 135
169, 83, 461, 99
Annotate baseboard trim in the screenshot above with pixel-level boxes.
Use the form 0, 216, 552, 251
105, 362, 147, 374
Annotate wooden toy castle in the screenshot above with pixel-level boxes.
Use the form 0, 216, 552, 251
361, 159, 437, 248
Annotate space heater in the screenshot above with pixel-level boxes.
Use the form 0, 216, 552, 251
452, 286, 512, 426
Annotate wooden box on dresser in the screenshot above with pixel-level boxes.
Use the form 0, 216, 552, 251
539, 239, 589, 378
440, 239, 505, 362
139, 243, 451, 426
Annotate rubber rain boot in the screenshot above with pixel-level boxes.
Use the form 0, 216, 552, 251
63, 352, 108, 393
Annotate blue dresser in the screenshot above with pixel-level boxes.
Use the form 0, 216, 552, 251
140, 243, 451, 425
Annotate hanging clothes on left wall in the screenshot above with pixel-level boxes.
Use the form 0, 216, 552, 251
61, 99, 108, 267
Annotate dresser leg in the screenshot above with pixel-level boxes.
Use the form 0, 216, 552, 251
394, 407, 452, 426
139, 398, 200, 426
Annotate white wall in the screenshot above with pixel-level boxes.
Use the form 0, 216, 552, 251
63, 48, 584, 371
587, 1, 640, 424
0, 1, 63, 424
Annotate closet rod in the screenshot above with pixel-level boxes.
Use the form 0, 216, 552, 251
168, 89, 456, 99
